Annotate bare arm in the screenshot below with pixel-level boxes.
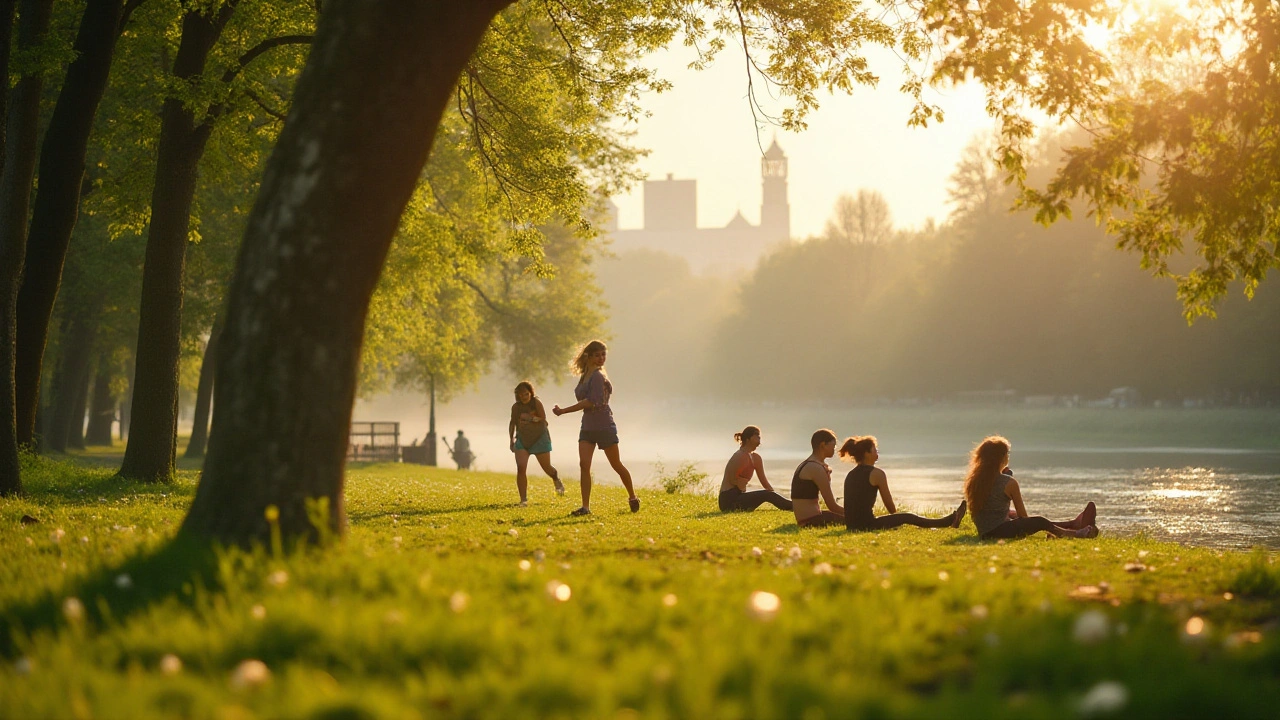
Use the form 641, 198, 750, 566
508, 404, 518, 444
553, 374, 598, 416
1006, 479, 1029, 518
753, 454, 774, 491
552, 398, 592, 415
812, 466, 844, 516
873, 468, 896, 514
532, 399, 547, 423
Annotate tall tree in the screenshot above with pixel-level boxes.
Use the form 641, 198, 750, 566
84, 350, 118, 445
183, 0, 517, 541
181, 0, 935, 544
0, 0, 53, 495
119, 1, 313, 482
825, 189, 894, 246
13, 0, 132, 450
183, 313, 219, 458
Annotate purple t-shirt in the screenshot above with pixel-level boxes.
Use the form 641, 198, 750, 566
575, 370, 615, 432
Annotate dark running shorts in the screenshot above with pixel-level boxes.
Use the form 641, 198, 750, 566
578, 429, 620, 448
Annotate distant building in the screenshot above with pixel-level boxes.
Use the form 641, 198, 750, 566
605, 139, 792, 274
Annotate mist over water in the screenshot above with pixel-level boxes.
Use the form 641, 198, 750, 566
356, 393, 1280, 550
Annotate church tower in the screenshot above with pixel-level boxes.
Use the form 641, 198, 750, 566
759, 138, 791, 241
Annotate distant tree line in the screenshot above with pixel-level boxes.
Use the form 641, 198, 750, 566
701, 134, 1280, 404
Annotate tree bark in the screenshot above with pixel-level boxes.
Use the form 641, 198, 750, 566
67, 359, 91, 449
46, 310, 97, 453
118, 4, 235, 483
13, 0, 127, 448
181, 0, 514, 544
85, 351, 116, 445
0, 0, 51, 495
183, 313, 221, 459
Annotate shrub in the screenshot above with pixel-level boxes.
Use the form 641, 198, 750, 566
654, 461, 708, 495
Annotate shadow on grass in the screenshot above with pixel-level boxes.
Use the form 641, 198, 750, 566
0, 534, 219, 658
348, 503, 516, 522
941, 534, 1011, 546
19, 466, 197, 509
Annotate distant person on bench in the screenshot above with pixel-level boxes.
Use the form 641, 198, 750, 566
718, 425, 792, 512
965, 436, 1098, 540
838, 435, 965, 531
792, 429, 845, 528
451, 430, 473, 471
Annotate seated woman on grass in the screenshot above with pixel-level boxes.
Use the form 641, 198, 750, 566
792, 429, 845, 528
839, 435, 966, 532
965, 436, 1098, 540
718, 426, 792, 512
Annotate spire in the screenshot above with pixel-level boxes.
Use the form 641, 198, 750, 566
764, 134, 785, 160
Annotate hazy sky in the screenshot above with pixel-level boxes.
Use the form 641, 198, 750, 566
612, 43, 996, 238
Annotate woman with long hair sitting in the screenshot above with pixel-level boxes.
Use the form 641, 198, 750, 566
839, 435, 966, 531
965, 436, 1098, 540
791, 429, 845, 528
718, 426, 792, 512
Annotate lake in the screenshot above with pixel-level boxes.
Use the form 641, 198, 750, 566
369, 402, 1280, 549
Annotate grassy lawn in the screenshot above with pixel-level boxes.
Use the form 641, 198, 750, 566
2, 453, 1279, 719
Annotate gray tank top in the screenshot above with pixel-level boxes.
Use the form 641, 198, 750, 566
973, 473, 1013, 536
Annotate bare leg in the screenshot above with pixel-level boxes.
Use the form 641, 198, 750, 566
602, 444, 636, 499
513, 450, 531, 503
534, 452, 564, 494
578, 441, 595, 511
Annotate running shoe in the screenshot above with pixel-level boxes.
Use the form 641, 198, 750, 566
570, 507, 591, 517
629, 497, 640, 513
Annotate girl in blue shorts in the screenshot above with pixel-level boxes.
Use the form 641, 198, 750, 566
509, 381, 565, 506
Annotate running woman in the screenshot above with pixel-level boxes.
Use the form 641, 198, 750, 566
552, 340, 640, 516
509, 381, 565, 506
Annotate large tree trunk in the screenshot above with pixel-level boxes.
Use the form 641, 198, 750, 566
183, 313, 221, 459
13, 0, 127, 448
85, 351, 116, 445
46, 310, 96, 453
0, 0, 51, 495
181, 0, 513, 544
118, 5, 233, 483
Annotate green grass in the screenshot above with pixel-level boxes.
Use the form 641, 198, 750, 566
2, 453, 1279, 719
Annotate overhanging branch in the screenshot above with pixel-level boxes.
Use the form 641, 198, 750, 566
221, 34, 314, 84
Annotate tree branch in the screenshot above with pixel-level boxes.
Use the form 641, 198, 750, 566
119, 0, 147, 33
220, 34, 313, 85
459, 277, 510, 317
245, 88, 288, 122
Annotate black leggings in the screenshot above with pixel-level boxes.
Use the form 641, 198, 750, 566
981, 516, 1069, 540
719, 487, 793, 512
846, 512, 953, 532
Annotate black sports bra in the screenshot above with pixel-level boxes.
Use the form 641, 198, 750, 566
791, 460, 823, 500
